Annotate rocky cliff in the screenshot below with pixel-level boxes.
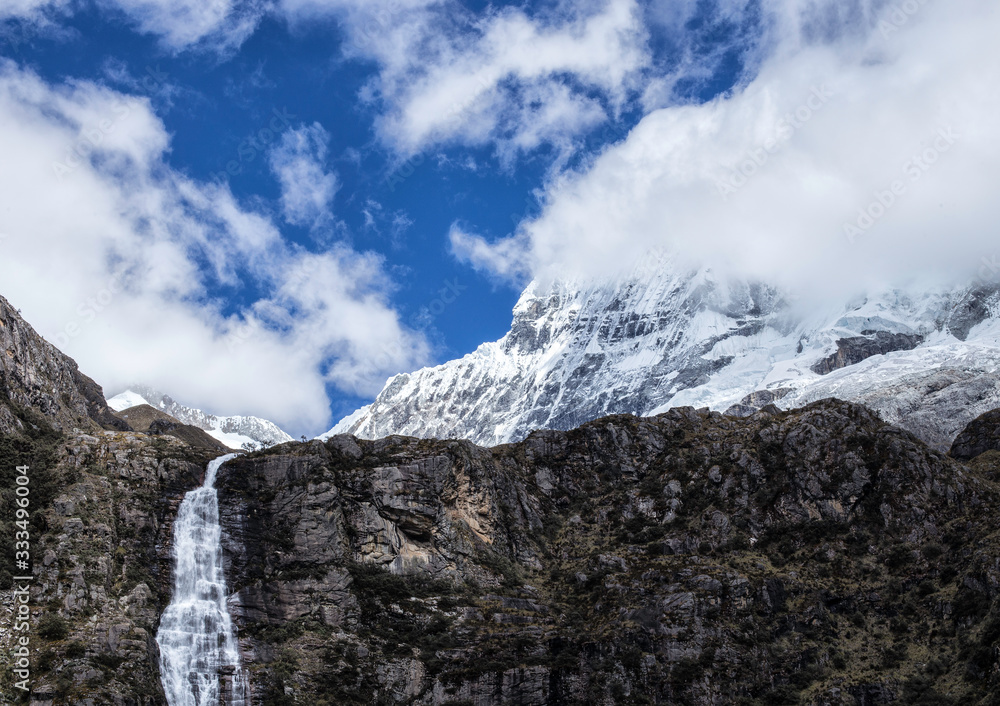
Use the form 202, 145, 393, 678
0, 296, 238, 704
0, 416, 219, 703
3, 292, 1000, 706
0, 295, 128, 437
216, 399, 1000, 705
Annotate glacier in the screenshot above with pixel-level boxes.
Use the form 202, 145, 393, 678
326, 258, 1000, 452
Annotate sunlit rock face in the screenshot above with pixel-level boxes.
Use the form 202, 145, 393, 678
216, 401, 1000, 704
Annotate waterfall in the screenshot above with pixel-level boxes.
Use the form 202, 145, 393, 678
156, 454, 249, 706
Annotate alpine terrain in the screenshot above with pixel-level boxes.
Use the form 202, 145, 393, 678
108, 386, 293, 450
2, 291, 1000, 705
328, 261, 1000, 452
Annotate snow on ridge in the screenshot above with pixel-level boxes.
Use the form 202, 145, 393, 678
107, 390, 148, 413
320, 405, 371, 440
324, 265, 1000, 452
106, 385, 294, 449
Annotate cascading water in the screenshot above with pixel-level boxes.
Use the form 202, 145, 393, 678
156, 453, 249, 706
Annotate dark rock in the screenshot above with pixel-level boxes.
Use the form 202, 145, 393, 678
725, 388, 793, 417
207, 399, 1000, 705
0, 294, 129, 434
811, 331, 925, 375
946, 284, 1000, 341
950, 408, 1000, 461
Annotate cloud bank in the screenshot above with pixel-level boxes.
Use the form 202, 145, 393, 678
0, 60, 429, 433
452, 0, 1000, 300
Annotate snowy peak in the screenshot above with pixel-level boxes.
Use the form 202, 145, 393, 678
327, 261, 793, 445
108, 385, 294, 450
326, 262, 1000, 452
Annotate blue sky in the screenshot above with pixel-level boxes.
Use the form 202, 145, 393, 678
0, 0, 758, 431
1, 0, 997, 435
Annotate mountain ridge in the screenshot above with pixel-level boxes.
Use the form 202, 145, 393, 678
328, 266, 1000, 451
108, 385, 294, 450
2, 291, 1000, 704
0, 294, 128, 437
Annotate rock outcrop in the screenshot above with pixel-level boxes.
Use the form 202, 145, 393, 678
950, 408, 1000, 462
215, 400, 1000, 705
0, 296, 221, 703
809, 332, 925, 375
0, 295, 128, 437
0, 423, 216, 703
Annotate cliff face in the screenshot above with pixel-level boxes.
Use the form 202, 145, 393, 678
0, 422, 219, 703
0, 295, 127, 437
0, 294, 227, 703
3, 292, 1000, 706
217, 400, 1000, 706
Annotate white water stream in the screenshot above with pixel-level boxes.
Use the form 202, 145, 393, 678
156, 454, 248, 706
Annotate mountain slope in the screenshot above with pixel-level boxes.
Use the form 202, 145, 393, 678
225, 400, 1000, 704
3, 290, 1000, 705
108, 384, 294, 449
0, 294, 128, 436
327, 265, 1000, 451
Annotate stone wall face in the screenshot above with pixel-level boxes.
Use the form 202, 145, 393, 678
209, 401, 1000, 706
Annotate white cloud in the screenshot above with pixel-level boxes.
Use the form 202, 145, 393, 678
0, 59, 429, 434
449, 225, 530, 283
268, 122, 339, 227
98, 0, 268, 51
281, 0, 649, 159
1, 0, 266, 51
455, 0, 1000, 301
0, 0, 69, 21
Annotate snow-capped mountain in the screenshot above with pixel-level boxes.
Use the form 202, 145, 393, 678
108, 385, 294, 449
326, 257, 1000, 452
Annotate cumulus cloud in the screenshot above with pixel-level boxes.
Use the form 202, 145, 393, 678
449, 225, 530, 283
454, 0, 1000, 300
281, 0, 649, 160
0, 59, 429, 434
268, 122, 339, 227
